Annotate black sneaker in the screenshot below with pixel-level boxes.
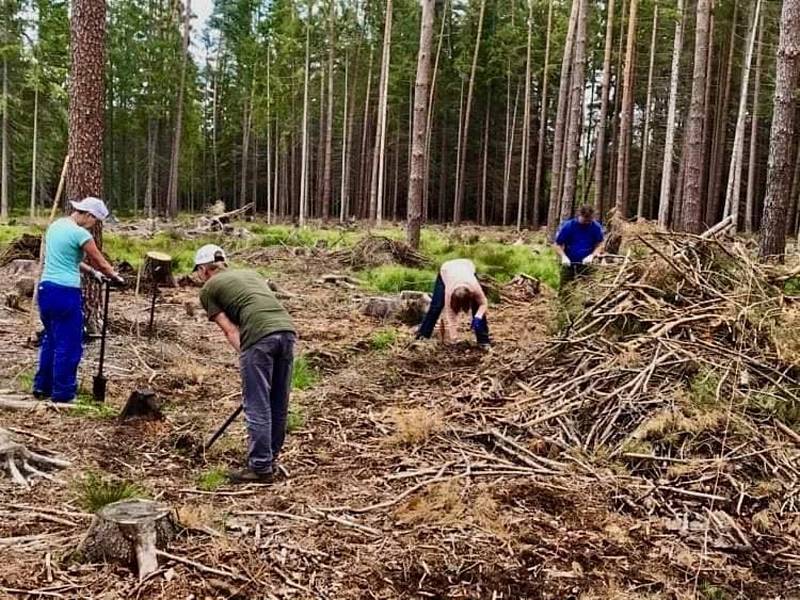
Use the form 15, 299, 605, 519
32, 390, 50, 400
227, 468, 274, 484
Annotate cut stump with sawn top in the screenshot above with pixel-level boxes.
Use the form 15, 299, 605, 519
78, 499, 178, 579
143, 252, 175, 288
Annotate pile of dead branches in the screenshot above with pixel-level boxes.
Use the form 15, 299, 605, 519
0, 234, 40, 266
329, 235, 431, 269
476, 231, 800, 556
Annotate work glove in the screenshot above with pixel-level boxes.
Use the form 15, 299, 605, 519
560, 254, 572, 267
88, 268, 105, 283
109, 273, 127, 288
471, 316, 484, 331
581, 254, 595, 265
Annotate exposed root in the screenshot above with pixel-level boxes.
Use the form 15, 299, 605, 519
0, 428, 70, 488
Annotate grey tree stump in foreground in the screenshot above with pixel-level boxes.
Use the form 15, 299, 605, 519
78, 499, 179, 579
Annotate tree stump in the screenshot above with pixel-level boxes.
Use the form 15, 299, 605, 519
15, 276, 36, 298
120, 389, 163, 420
0, 427, 71, 487
6, 258, 39, 277
143, 252, 175, 289
362, 296, 402, 320
78, 499, 178, 579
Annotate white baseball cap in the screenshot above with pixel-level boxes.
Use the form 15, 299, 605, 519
193, 244, 227, 270
70, 196, 109, 221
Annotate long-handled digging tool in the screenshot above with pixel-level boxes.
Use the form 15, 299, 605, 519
92, 280, 113, 403
202, 404, 243, 453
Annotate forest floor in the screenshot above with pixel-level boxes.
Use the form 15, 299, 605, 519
0, 221, 798, 600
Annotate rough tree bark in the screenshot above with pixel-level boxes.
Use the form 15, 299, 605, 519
1, 56, 7, 221
453, 0, 486, 225
532, 0, 554, 229
546, 0, 580, 237
370, 0, 393, 225
658, 0, 684, 228
592, 0, 615, 218
517, 0, 534, 230
745, 10, 764, 234
560, 0, 588, 223
299, 23, 311, 226
166, 0, 190, 219
613, 0, 638, 219
322, 0, 335, 220
406, 0, 435, 248
759, 0, 800, 258
30, 83, 39, 219
680, 0, 712, 233
637, 2, 658, 220
68, 0, 105, 325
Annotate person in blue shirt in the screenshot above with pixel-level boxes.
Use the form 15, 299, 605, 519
33, 197, 124, 403
554, 204, 604, 284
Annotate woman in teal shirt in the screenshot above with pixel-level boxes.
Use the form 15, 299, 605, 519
33, 197, 123, 403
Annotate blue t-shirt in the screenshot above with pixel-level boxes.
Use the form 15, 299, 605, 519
41, 217, 93, 288
555, 218, 604, 263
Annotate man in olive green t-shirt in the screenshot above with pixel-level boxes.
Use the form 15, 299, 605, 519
195, 244, 296, 484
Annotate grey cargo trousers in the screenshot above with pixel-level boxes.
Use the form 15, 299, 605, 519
239, 331, 296, 473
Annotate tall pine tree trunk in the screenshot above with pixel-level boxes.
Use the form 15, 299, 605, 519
480, 105, 490, 225
658, 0, 684, 228
745, 10, 764, 234
340, 55, 350, 222
723, 0, 761, 230
560, 0, 587, 222
406, 0, 434, 248
759, 0, 800, 258
613, 0, 638, 219
546, 0, 580, 237
681, 0, 712, 233
516, 0, 533, 230
532, 0, 553, 229
637, 2, 658, 219
592, 0, 615, 217
423, 0, 448, 218
502, 85, 520, 226
453, 0, 486, 225
299, 23, 311, 226
1, 57, 8, 221
166, 0, 190, 218
30, 84, 39, 219
322, 0, 335, 220
371, 0, 393, 225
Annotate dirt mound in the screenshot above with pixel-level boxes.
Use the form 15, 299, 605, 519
0, 234, 41, 266
329, 235, 431, 269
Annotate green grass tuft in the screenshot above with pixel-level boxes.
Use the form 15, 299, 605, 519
785, 276, 800, 296
370, 328, 399, 350
689, 369, 723, 408
292, 355, 319, 391
72, 393, 119, 419
362, 265, 437, 293
197, 467, 227, 491
287, 404, 306, 433
75, 471, 146, 512
15, 368, 34, 393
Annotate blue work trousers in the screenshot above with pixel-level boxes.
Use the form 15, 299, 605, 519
239, 331, 296, 473
34, 282, 84, 402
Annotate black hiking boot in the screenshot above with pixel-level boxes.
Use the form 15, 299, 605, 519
227, 468, 274, 485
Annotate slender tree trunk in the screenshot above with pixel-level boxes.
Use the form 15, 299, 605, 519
166, 0, 190, 218
745, 10, 764, 234
392, 127, 400, 220
560, 0, 588, 223
453, 0, 486, 225
340, 55, 349, 222
516, 0, 533, 230
532, 0, 554, 229
480, 105, 490, 225
608, 0, 628, 206
681, 0, 712, 233
1, 57, 8, 221
266, 47, 272, 223
658, 0, 685, 228
406, 0, 434, 247
29, 83, 39, 219
423, 0, 448, 219
706, 1, 738, 225
592, 0, 615, 217
454, 77, 464, 216
759, 0, 800, 258
371, 0, 393, 225
240, 98, 252, 208
546, 0, 580, 236
503, 86, 520, 227
613, 0, 638, 218
359, 50, 373, 220
637, 2, 658, 219
724, 0, 761, 230
299, 23, 311, 226
321, 0, 335, 220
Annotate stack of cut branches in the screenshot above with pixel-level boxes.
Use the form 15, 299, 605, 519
0, 234, 41, 267
330, 236, 431, 270
471, 232, 800, 552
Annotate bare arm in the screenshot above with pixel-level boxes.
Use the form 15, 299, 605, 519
553, 243, 568, 259
213, 312, 241, 352
81, 239, 116, 277
473, 285, 489, 319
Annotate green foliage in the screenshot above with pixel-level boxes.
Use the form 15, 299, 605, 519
0, 225, 33, 246
103, 232, 230, 274
75, 471, 146, 512
370, 328, 398, 350
689, 369, 723, 408
292, 355, 319, 391
287, 404, 305, 433
362, 265, 437, 293
784, 277, 800, 296
197, 467, 227, 491
248, 224, 357, 248
15, 368, 34, 393
73, 394, 119, 419
750, 388, 800, 429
